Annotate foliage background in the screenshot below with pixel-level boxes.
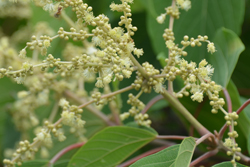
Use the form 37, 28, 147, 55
0, 0, 250, 166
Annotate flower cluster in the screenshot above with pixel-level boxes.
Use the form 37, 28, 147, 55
120, 92, 151, 127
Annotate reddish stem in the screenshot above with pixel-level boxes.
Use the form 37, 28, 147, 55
117, 146, 168, 167
236, 98, 250, 115
190, 149, 218, 167
196, 133, 214, 146
157, 135, 198, 141
218, 98, 250, 139
223, 88, 232, 113
49, 142, 85, 165
141, 95, 164, 114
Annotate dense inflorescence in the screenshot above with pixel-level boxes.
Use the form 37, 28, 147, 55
0, 0, 241, 166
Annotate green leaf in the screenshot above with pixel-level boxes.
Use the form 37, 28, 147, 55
53, 159, 70, 167
67, 126, 157, 167
142, 0, 245, 64
130, 137, 195, 167
15, 160, 48, 167
156, 52, 167, 67
212, 161, 247, 167
130, 145, 180, 167
125, 122, 158, 135
173, 137, 196, 167
207, 28, 245, 87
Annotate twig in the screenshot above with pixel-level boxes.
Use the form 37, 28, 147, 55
223, 88, 232, 113
196, 133, 214, 146
49, 142, 85, 166
161, 88, 211, 136
190, 149, 218, 167
167, 0, 176, 93
141, 95, 164, 114
48, 101, 59, 123
157, 135, 198, 141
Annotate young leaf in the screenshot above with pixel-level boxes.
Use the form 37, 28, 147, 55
208, 28, 245, 87
130, 145, 180, 167
212, 161, 247, 167
173, 137, 196, 167
130, 137, 196, 167
67, 126, 157, 167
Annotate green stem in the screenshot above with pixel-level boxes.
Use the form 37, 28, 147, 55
161, 88, 210, 136
61, 11, 76, 28
167, 0, 176, 93
129, 53, 148, 79
48, 101, 59, 123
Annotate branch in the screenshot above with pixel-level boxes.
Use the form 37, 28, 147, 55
49, 142, 85, 165
141, 95, 164, 114
190, 149, 218, 167
157, 135, 198, 141
167, 0, 176, 93
223, 88, 232, 113
161, 88, 211, 136
64, 90, 115, 126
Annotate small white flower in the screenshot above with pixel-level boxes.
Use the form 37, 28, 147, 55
87, 46, 97, 55
92, 36, 102, 46
181, 0, 191, 11
59, 98, 69, 107
207, 42, 216, 54
75, 118, 86, 128
95, 78, 104, 88
166, 40, 175, 49
120, 112, 130, 121
22, 62, 32, 71
43, 2, 55, 12
19, 49, 26, 58
154, 82, 165, 93
157, 14, 166, 24
133, 48, 144, 58
191, 91, 203, 102
103, 74, 112, 84
37, 132, 45, 141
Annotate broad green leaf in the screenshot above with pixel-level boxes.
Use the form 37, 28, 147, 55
53, 159, 70, 167
173, 137, 196, 167
67, 126, 157, 167
130, 137, 195, 167
125, 122, 158, 135
15, 160, 48, 167
130, 145, 180, 167
212, 161, 247, 167
142, 0, 245, 64
207, 28, 245, 87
